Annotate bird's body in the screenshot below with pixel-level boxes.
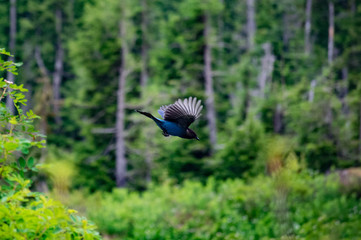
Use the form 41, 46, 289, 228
156, 119, 186, 137
136, 97, 203, 140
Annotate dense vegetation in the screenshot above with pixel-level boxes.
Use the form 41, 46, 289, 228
0, 49, 100, 239
86, 173, 361, 239
1, 0, 361, 239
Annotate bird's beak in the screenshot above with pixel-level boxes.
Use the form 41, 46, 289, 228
196, 137, 200, 141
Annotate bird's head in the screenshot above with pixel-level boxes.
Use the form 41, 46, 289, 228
186, 128, 199, 140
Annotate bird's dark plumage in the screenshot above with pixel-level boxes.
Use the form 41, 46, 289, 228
136, 97, 202, 140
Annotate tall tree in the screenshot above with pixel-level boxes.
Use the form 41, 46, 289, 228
328, 1, 334, 64
34, 46, 52, 136
308, 79, 316, 102
116, 2, 129, 187
66, 0, 133, 191
53, 4, 64, 126
246, 0, 256, 50
140, 0, 149, 89
204, 11, 217, 149
257, 42, 275, 99
351, 0, 356, 14
304, 0, 312, 55
6, 0, 16, 114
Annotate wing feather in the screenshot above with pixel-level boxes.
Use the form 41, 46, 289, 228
158, 97, 203, 128
195, 99, 202, 118
186, 98, 193, 115
189, 97, 193, 115
191, 97, 197, 115
158, 109, 165, 118
189, 98, 194, 115
184, 98, 190, 114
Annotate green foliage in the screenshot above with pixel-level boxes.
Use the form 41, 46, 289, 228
0, 50, 100, 239
41, 148, 77, 203
0, 194, 99, 240
66, 0, 139, 191
1, 0, 361, 238
84, 172, 361, 240
62, 0, 361, 191
0, 0, 360, 194
215, 116, 265, 179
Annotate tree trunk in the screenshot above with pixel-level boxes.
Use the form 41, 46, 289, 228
34, 46, 52, 192
304, 0, 312, 55
140, 0, 153, 182
53, 7, 64, 126
258, 42, 275, 99
274, 103, 283, 133
328, 1, 334, 65
327, 0, 335, 143
116, 5, 128, 187
34, 46, 52, 137
6, 0, 16, 114
140, 0, 148, 90
351, 0, 356, 15
8, 0, 16, 64
308, 79, 316, 102
246, 0, 255, 50
204, 12, 217, 150
216, 0, 224, 67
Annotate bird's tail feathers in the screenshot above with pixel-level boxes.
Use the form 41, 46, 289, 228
135, 110, 155, 120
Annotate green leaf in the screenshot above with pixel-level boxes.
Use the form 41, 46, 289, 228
27, 157, 34, 168
26, 110, 40, 119
18, 157, 26, 169
9, 117, 18, 125
0, 48, 11, 56
4, 142, 18, 151
53, 226, 63, 234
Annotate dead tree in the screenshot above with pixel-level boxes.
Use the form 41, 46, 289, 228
246, 0, 256, 50
304, 0, 312, 55
140, 0, 149, 89
53, 6, 64, 126
204, 12, 217, 150
115, 4, 129, 187
6, 0, 16, 114
328, 1, 334, 64
257, 43, 275, 99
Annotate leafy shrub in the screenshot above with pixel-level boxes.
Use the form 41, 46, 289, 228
0, 49, 100, 239
84, 171, 361, 240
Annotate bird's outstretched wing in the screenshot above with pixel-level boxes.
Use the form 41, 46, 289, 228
159, 97, 203, 128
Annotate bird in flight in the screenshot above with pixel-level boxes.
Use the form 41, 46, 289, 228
136, 97, 203, 140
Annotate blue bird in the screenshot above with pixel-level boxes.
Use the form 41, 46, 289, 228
136, 97, 203, 140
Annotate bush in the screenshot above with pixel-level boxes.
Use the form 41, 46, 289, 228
0, 49, 100, 239
84, 171, 361, 239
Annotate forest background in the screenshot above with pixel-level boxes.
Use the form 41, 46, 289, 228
1, 0, 361, 239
